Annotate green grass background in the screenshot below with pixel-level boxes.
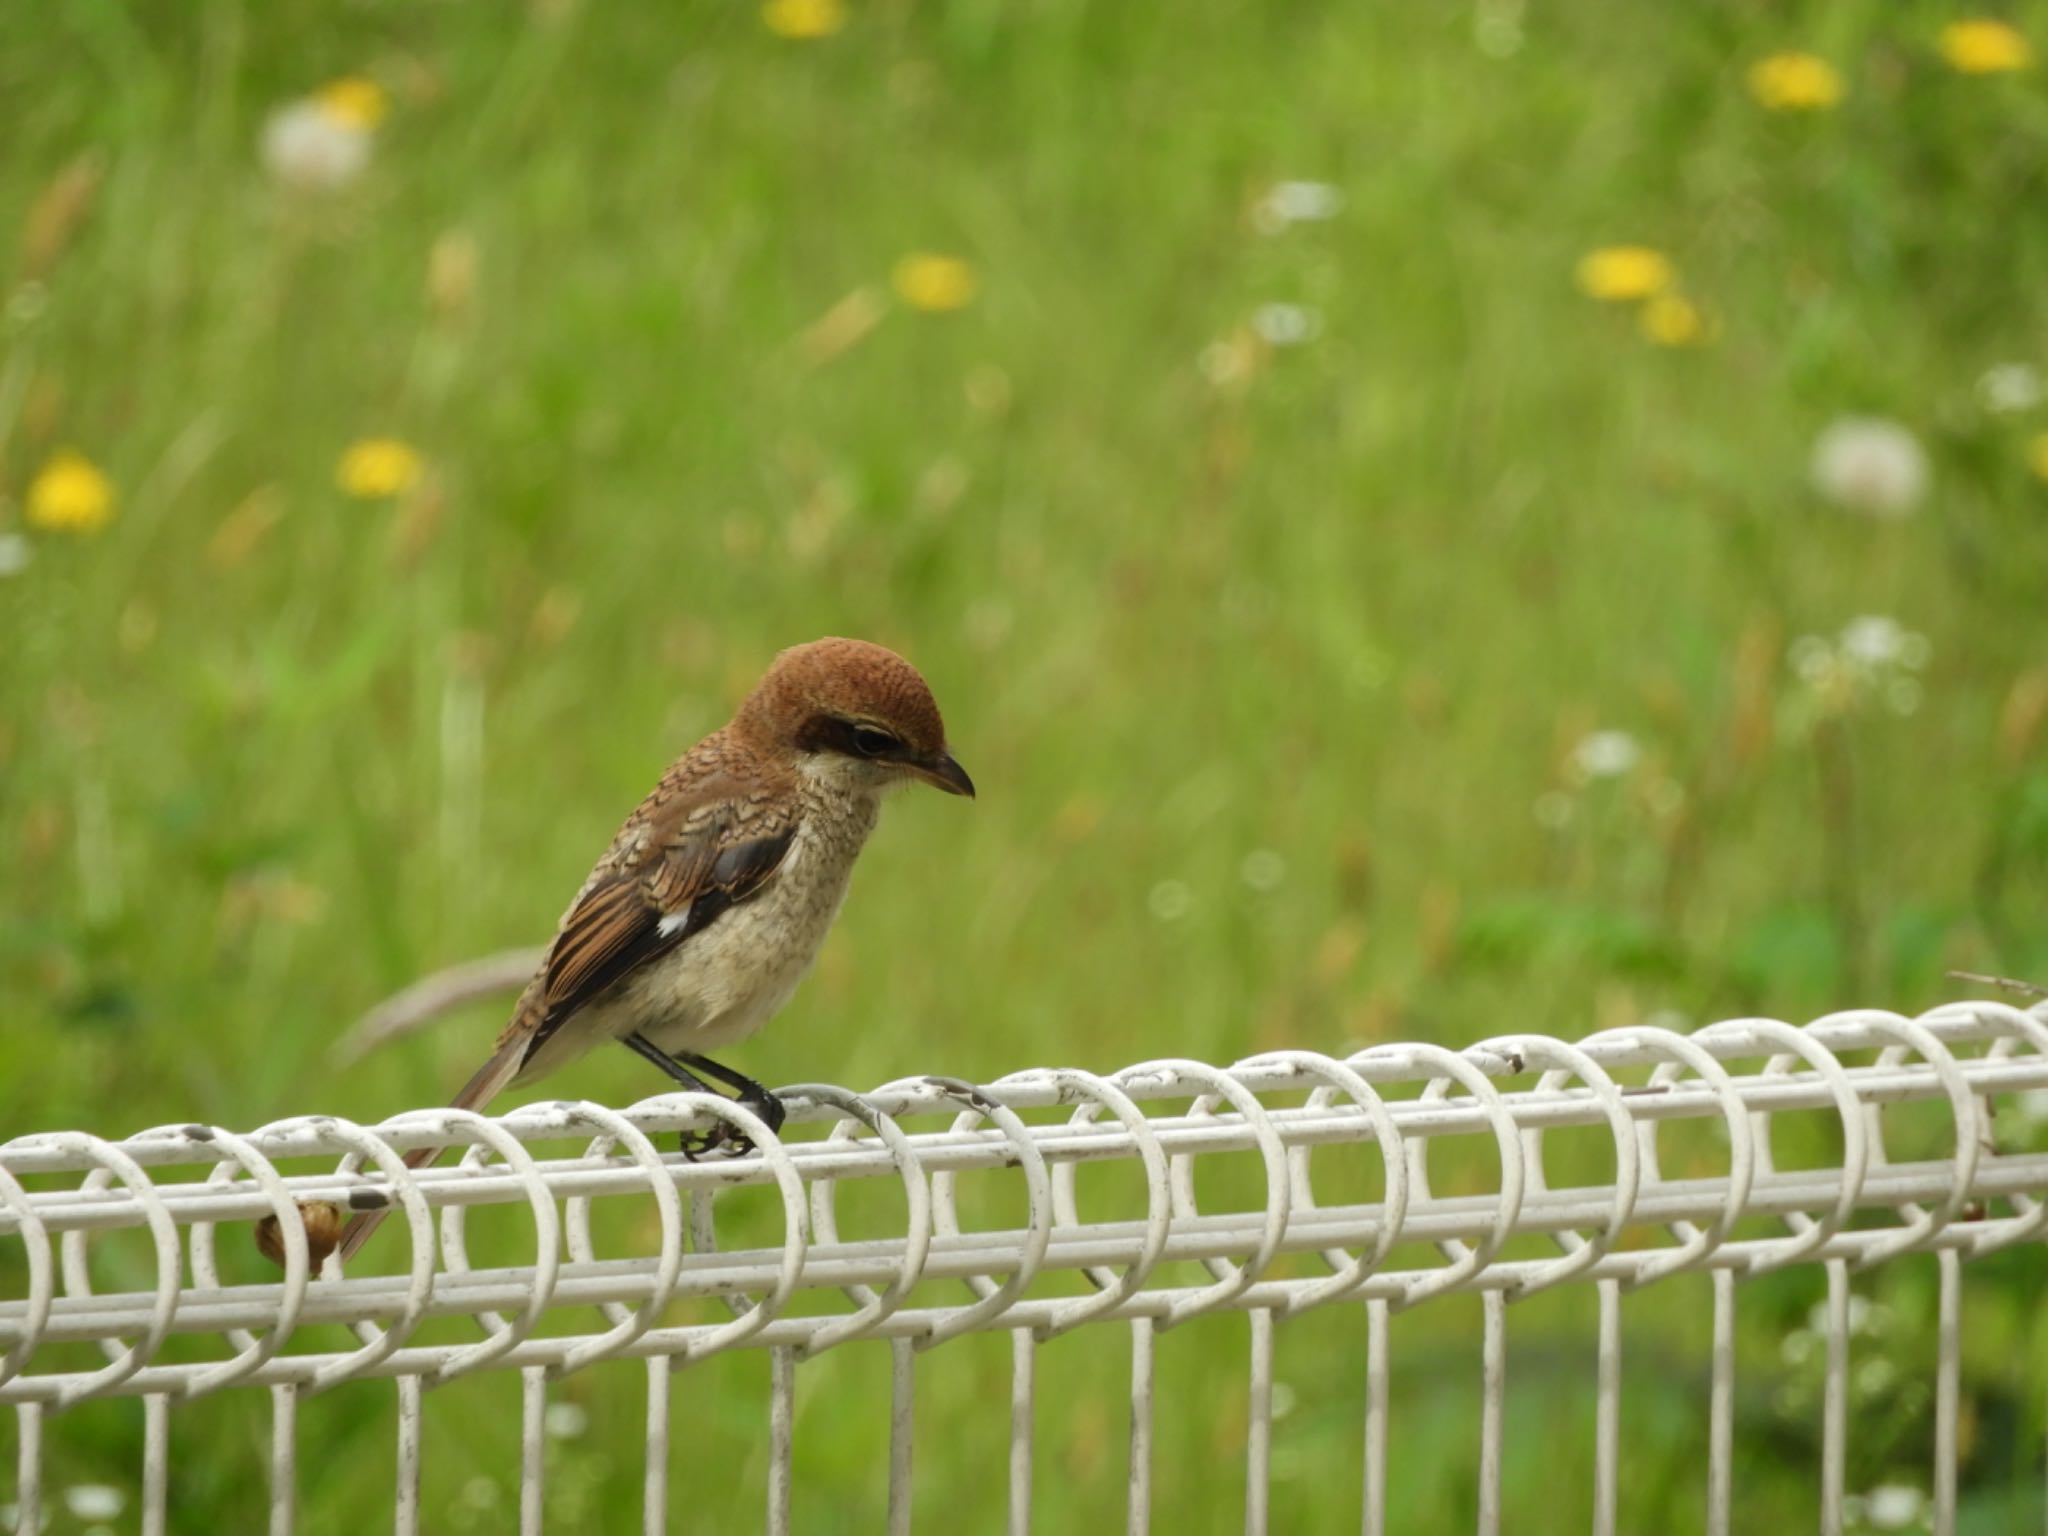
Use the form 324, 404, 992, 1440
6, 1, 2048, 1530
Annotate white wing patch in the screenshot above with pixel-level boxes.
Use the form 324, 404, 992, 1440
656, 903, 693, 938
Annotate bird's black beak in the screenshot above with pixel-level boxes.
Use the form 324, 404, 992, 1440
912, 750, 976, 798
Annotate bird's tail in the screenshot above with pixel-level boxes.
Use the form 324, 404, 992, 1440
334, 1035, 529, 1265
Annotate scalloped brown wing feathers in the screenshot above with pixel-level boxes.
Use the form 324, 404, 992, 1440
500, 768, 798, 1072
336, 760, 798, 1263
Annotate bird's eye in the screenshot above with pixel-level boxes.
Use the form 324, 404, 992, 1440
850, 725, 899, 758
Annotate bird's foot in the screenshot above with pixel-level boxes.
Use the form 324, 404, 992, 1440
676, 1124, 734, 1160
748, 1088, 788, 1138
675, 1089, 784, 1160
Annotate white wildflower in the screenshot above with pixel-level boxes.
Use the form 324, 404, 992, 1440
1789, 618, 1928, 716
261, 100, 371, 191
1254, 180, 1343, 233
1572, 729, 1640, 780
1147, 880, 1193, 922
1809, 417, 1928, 518
64, 1486, 125, 1521
1977, 362, 2042, 415
1239, 849, 1287, 891
1863, 1484, 1925, 1530
1252, 303, 1320, 346
1838, 614, 1911, 668
544, 1401, 589, 1440
0, 533, 30, 577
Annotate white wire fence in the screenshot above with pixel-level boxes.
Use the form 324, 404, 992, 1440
4, 1000, 2048, 1534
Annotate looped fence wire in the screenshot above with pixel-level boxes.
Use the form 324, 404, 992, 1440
4, 1000, 2048, 1536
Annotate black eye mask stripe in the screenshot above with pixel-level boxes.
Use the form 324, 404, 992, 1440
794, 713, 906, 761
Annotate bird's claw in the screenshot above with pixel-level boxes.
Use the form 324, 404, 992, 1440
676, 1123, 747, 1160
675, 1092, 782, 1161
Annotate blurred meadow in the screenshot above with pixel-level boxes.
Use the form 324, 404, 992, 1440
8, 0, 2048, 1530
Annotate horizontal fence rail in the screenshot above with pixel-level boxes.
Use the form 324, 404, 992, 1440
4, 1000, 2048, 1534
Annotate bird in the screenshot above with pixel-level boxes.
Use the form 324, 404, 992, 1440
331, 637, 973, 1264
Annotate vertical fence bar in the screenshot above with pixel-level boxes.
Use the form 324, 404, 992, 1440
1009, 1328, 1037, 1536
269, 1383, 298, 1536
1361, 1299, 1388, 1536
142, 1392, 169, 1536
1821, 1260, 1848, 1536
1593, 1279, 1619, 1536
1246, 1308, 1275, 1536
1708, 1269, 1734, 1536
643, 1355, 670, 1536
768, 1346, 796, 1536
888, 1337, 915, 1536
1934, 1248, 1960, 1536
520, 1365, 546, 1536
1127, 1316, 1155, 1536
1478, 1290, 1506, 1536
395, 1374, 423, 1536
13, 1403, 41, 1536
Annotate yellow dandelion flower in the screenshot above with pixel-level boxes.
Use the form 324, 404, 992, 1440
1639, 293, 1706, 347
315, 76, 387, 131
1747, 52, 1845, 110
1941, 19, 2031, 73
26, 449, 115, 533
1575, 246, 1674, 302
891, 253, 978, 312
763, 0, 845, 39
2028, 431, 2048, 482
337, 438, 423, 498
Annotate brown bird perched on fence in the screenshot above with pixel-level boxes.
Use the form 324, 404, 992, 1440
329, 637, 973, 1264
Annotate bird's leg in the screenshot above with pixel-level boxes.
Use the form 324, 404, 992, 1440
674, 1051, 787, 1146
622, 1032, 732, 1158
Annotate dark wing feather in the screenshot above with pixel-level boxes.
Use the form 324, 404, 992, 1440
518, 783, 796, 1067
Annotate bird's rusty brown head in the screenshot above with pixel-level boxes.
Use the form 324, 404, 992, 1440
738, 638, 974, 798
